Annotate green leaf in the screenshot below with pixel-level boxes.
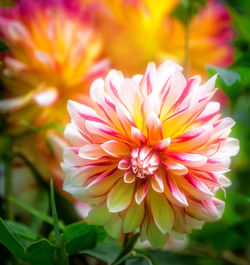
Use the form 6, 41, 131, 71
25, 239, 55, 265
50, 179, 69, 265
0, 218, 56, 265
206, 65, 240, 86
63, 221, 97, 255
206, 65, 242, 101
0, 39, 8, 51
171, 0, 206, 24
50, 179, 61, 247
82, 244, 121, 264
126, 255, 153, 265
5, 221, 39, 247
0, 218, 25, 260
8, 196, 60, 228
30, 188, 50, 232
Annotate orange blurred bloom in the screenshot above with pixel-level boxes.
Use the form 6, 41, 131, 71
94, 0, 233, 76
0, 0, 108, 132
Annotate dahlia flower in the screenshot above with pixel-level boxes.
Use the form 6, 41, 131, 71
0, 0, 108, 132
94, 0, 233, 76
62, 61, 239, 247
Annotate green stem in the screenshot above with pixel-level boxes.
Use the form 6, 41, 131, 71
111, 233, 139, 265
4, 156, 13, 220
112, 251, 134, 265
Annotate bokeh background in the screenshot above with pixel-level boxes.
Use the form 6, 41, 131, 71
0, 0, 249, 264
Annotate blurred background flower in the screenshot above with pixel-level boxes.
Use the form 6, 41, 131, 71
0, 0, 108, 133
93, 0, 233, 76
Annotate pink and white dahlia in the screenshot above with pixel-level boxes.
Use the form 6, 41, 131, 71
62, 61, 239, 247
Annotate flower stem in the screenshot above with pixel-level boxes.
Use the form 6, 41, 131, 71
111, 233, 139, 265
4, 155, 13, 220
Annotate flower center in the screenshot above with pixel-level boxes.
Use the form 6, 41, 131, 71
130, 145, 160, 178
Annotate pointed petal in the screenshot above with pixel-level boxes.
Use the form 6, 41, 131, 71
165, 175, 188, 207
118, 159, 131, 170
88, 203, 110, 225
162, 158, 188, 175
79, 144, 106, 160
147, 216, 169, 248
101, 140, 130, 157
107, 179, 135, 212
131, 126, 147, 146
151, 171, 164, 193
124, 171, 135, 183
124, 200, 145, 233
148, 188, 174, 234
154, 138, 171, 151
135, 180, 150, 205
104, 214, 123, 238
147, 113, 162, 144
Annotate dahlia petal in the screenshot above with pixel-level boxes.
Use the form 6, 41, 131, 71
104, 214, 123, 239
8, 20, 30, 41
169, 125, 213, 152
165, 175, 188, 207
88, 203, 110, 225
154, 138, 171, 151
0, 92, 33, 112
167, 153, 207, 167
162, 158, 188, 175
64, 123, 89, 147
147, 112, 163, 144
119, 79, 144, 130
118, 159, 131, 170
85, 120, 122, 141
176, 174, 214, 200
186, 198, 225, 221
162, 104, 197, 138
143, 92, 161, 118
124, 171, 135, 183
221, 137, 240, 156
116, 103, 136, 137
123, 200, 145, 233
147, 216, 169, 248
101, 140, 130, 157
63, 148, 87, 167
160, 71, 186, 120
156, 60, 183, 91
68, 100, 103, 124
131, 126, 147, 146
197, 74, 217, 98
171, 76, 201, 111
107, 179, 135, 212
148, 188, 174, 234
104, 70, 124, 102
4, 57, 28, 73
195, 101, 220, 124
90, 78, 123, 130
79, 144, 106, 160
140, 62, 157, 96
33, 86, 59, 106
216, 173, 231, 187
34, 50, 55, 68
151, 171, 164, 193
185, 215, 204, 233
85, 170, 122, 196
135, 180, 149, 205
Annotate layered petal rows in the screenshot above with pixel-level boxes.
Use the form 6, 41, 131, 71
62, 61, 239, 247
0, 0, 108, 131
